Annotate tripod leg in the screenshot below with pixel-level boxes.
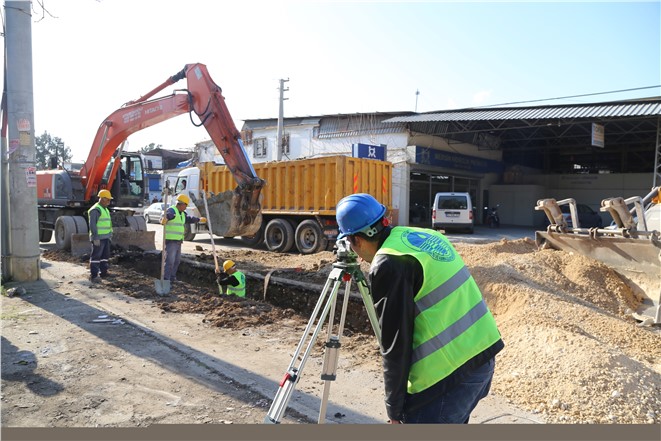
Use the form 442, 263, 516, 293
317, 277, 353, 423
264, 268, 345, 424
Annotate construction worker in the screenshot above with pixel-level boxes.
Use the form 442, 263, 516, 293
160, 193, 206, 283
335, 193, 504, 424
216, 260, 246, 297
89, 189, 114, 283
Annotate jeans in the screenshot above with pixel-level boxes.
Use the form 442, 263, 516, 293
163, 240, 182, 282
403, 357, 495, 424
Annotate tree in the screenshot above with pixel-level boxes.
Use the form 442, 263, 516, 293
140, 143, 162, 154
35, 131, 72, 170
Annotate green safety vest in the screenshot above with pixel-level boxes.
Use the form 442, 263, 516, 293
375, 226, 501, 395
226, 270, 246, 297
164, 206, 186, 241
88, 203, 112, 239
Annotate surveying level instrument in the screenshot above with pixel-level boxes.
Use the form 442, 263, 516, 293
264, 238, 382, 424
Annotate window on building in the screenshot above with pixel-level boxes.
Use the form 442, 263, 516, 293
254, 138, 267, 158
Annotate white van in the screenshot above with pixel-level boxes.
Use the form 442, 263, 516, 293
431, 192, 474, 233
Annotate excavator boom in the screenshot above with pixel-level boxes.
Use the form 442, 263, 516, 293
80, 63, 264, 237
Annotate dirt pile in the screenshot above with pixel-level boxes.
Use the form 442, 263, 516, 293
40, 238, 660, 424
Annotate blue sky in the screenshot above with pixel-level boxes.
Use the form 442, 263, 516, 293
9, 0, 661, 161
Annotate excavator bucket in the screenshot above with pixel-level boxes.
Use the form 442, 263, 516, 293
534, 189, 661, 324
195, 189, 263, 238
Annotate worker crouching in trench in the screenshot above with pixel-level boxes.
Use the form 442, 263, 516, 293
215, 259, 246, 297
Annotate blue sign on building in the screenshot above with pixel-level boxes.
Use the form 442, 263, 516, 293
415, 146, 503, 174
352, 143, 387, 161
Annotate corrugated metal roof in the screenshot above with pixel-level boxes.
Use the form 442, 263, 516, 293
382, 99, 661, 123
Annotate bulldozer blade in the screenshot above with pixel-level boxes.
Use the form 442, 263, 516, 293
536, 230, 661, 323
195, 189, 262, 238
154, 279, 171, 296
70, 228, 156, 257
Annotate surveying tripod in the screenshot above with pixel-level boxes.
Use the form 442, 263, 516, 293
264, 238, 382, 424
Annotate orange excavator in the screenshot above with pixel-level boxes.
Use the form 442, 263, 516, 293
37, 63, 265, 254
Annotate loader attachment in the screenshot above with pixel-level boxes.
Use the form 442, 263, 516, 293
70, 227, 156, 257
194, 188, 262, 238
535, 189, 661, 325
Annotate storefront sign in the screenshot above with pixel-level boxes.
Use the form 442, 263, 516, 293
352, 143, 386, 161
415, 146, 503, 174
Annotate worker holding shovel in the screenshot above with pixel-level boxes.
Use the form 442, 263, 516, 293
159, 194, 206, 288
216, 260, 246, 297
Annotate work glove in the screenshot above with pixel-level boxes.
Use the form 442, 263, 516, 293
93, 239, 100, 247
216, 271, 229, 283
160, 217, 168, 226
199, 217, 207, 224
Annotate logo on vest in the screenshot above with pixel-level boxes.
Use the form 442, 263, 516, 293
401, 230, 455, 262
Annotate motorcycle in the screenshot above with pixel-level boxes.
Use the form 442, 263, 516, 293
485, 204, 500, 228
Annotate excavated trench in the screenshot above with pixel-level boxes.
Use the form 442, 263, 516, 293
113, 250, 377, 335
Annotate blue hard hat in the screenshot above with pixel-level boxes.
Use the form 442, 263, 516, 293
336, 193, 386, 239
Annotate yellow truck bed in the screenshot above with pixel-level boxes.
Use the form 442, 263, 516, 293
202, 155, 392, 215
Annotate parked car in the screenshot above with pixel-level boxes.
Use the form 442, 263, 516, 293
143, 202, 167, 224
561, 204, 603, 228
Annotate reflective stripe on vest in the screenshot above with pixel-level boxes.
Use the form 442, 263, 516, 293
88, 203, 112, 239
164, 206, 186, 241
375, 226, 501, 394
226, 271, 246, 297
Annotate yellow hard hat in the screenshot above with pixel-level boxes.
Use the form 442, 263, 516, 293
223, 260, 235, 272
98, 189, 113, 199
176, 193, 190, 205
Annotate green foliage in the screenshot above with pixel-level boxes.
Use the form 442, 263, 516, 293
140, 143, 162, 154
35, 131, 72, 170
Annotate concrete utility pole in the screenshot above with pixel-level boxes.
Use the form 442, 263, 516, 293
415, 89, 420, 112
2, 1, 40, 281
275, 78, 289, 161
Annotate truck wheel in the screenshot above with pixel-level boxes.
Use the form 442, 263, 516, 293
54, 216, 76, 250
126, 215, 147, 231
241, 224, 264, 248
264, 218, 294, 253
295, 220, 328, 254
184, 223, 196, 241
72, 216, 89, 235
39, 228, 53, 243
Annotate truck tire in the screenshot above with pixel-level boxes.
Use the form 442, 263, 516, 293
54, 216, 76, 250
184, 223, 196, 241
72, 216, 89, 235
264, 218, 294, 253
39, 228, 53, 243
240, 224, 264, 248
126, 215, 147, 231
295, 219, 328, 254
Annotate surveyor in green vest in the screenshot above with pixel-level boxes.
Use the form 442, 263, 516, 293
160, 193, 206, 283
88, 189, 114, 283
335, 193, 504, 424
216, 259, 246, 297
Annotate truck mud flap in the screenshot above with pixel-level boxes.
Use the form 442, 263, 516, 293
70, 228, 156, 257
195, 190, 262, 238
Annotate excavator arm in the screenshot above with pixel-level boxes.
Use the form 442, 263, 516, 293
80, 63, 265, 236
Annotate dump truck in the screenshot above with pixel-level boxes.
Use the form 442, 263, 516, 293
37, 63, 264, 256
534, 186, 661, 324
173, 155, 392, 254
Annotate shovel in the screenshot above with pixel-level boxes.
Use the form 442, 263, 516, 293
155, 201, 171, 296
202, 190, 223, 296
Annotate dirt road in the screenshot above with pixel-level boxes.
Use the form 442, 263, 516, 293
2, 224, 660, 433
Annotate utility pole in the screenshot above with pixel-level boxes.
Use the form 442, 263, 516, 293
275, 78, 289, 161
415, 89, 420, 112
2, 1, 40, 282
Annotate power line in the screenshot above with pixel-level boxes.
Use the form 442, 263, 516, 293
477, 85, 661, 108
